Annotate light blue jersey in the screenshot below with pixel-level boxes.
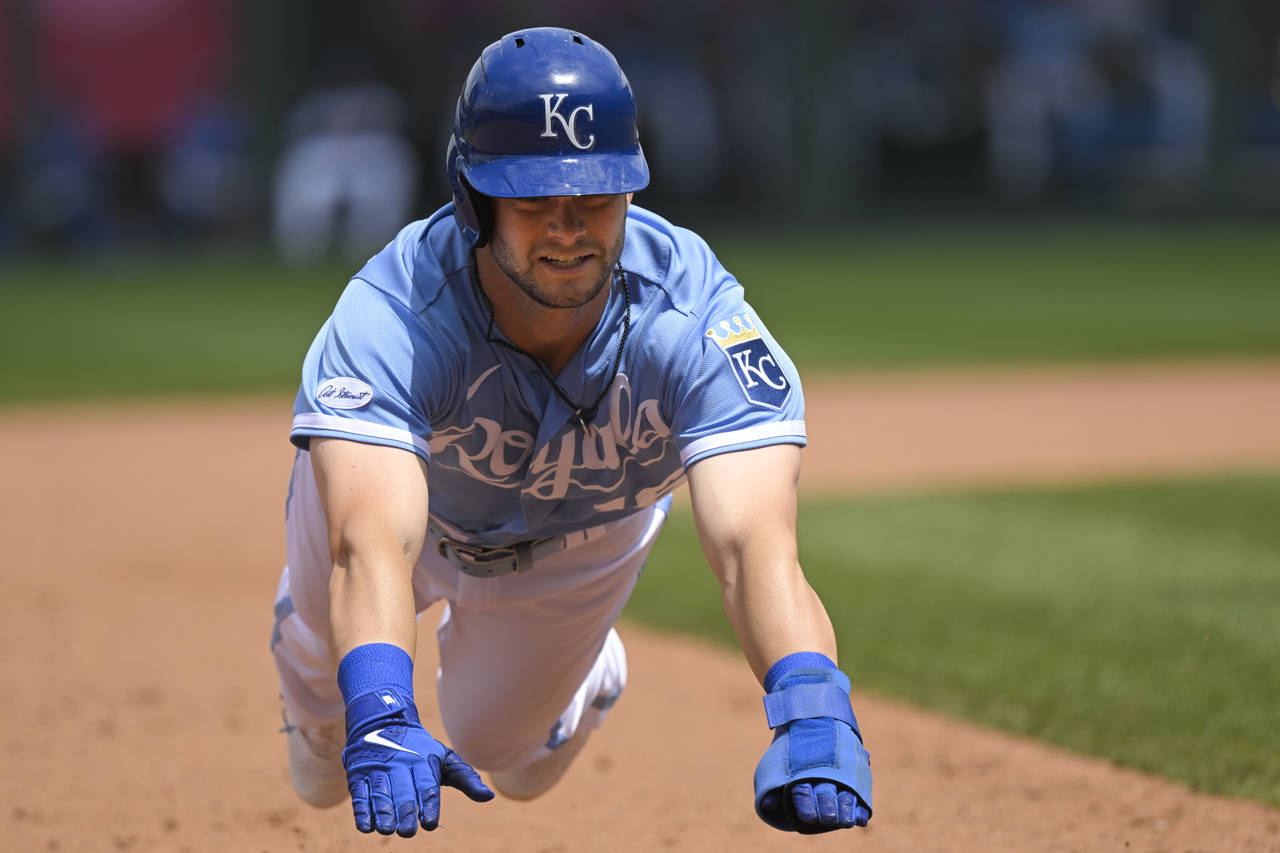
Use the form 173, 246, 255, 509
291, 204, 805, 545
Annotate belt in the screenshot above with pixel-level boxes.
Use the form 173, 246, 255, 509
428, 519, 610, 578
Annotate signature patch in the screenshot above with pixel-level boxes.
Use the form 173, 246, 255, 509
705, 315, 791, 410
316, 377, 373, 410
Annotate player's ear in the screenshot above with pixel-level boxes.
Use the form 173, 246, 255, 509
626, 192, 633, 204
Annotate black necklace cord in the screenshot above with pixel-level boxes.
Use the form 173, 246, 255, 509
477, 264, 631, 434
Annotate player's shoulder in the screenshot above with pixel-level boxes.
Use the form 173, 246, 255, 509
622, 205, 736, 316
344, 204, 472, 316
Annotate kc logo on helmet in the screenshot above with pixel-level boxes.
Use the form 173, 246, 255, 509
706, 315, 791, 410
539, 93, 595, 150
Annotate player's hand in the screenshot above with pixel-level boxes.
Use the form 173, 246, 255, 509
341, 687, 494, 836
753, 656, 872, 833
755, 729, 871, 831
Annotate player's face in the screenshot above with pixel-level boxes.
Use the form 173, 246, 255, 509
487, 194, 629, 309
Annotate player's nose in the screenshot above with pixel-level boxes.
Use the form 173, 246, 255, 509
544, 197, 588, 241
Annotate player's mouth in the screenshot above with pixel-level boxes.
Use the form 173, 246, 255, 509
539, 253, 593, 271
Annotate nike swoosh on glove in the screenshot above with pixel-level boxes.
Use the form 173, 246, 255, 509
342, 687, 494, 836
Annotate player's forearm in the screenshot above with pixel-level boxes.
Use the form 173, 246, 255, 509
328, 545, 418, 663
308, 438, 429, 664
687, 445, 836, 682
717, 549, 839, 685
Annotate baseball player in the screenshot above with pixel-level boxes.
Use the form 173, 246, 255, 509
270, 26, 872, 838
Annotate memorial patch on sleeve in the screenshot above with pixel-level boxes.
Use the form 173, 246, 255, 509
316, 376, 374, 409
705, 315, 792, 410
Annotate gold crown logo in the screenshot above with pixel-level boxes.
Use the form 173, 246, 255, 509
705, 315, 760, 349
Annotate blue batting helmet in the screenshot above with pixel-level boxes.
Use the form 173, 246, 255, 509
446, 27, 649, 247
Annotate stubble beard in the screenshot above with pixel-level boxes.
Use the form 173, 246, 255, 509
488, 227, 626, 310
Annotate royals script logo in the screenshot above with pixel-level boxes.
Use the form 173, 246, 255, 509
428, 374, 682, 509
539, 93, 596, 150
705, 315, 791, 410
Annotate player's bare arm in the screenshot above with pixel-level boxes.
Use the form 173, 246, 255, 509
308, 437, 493, 835
685, 443, 837, 680
687, 442, 873, 833
309, 437, 427, 660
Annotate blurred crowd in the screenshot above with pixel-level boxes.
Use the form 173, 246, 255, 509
2, 0, 1280, 259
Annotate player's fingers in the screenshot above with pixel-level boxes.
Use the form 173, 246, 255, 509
348, 775, 374, 834
789, 782, 818, 824
837, 789, 856, 827
441, 751, 495, 802
368, 769, 397, 835
417, 760, 442, 831
758, 790, 781, 812
813, 782, 839, 825
855, 801, 871, 827
389, 766, 418, 838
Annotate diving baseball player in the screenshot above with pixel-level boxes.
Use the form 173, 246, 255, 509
270, 26, 873, 838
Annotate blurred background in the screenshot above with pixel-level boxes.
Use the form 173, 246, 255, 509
4, 5, 1280, 840
3, 0, 1280, 261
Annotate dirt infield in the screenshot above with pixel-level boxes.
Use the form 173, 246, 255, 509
3, 361, 1279, 852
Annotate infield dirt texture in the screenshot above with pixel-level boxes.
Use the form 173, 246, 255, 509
3, 361, 1279, 852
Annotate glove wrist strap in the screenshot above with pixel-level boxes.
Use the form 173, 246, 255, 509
338, 644, 419, 738
763, 682, 857, 731
344, 685, 421, 733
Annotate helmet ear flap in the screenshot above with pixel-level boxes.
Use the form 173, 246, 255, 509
460, 174, 493, 249
446, 136, 493, 248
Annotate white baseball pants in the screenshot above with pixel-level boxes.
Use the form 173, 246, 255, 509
271, 449, 670, 771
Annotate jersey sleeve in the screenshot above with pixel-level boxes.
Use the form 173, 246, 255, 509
290, 278, 451, 462
667, 287, 806, 469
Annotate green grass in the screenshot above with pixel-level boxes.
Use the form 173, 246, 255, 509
3, 219, 1280, 403
625, 474, 1280, 806
1, 253, 349, 402
709, 219, 1280, 367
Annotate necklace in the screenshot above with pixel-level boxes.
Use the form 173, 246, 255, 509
477, 264, 631, 434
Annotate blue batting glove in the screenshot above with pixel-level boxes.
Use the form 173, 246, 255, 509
342, 686, 494, 835
753, 652, 872, 833
337, 643, 493, 836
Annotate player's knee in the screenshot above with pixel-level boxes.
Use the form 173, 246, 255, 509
437, 685, 554, 770
488, 728, 591, 800
458, 729, 553, 772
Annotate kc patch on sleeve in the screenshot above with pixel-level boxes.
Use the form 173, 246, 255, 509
705, 315, 792, 410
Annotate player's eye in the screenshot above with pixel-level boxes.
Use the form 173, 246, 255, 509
510, 197, 555, 213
